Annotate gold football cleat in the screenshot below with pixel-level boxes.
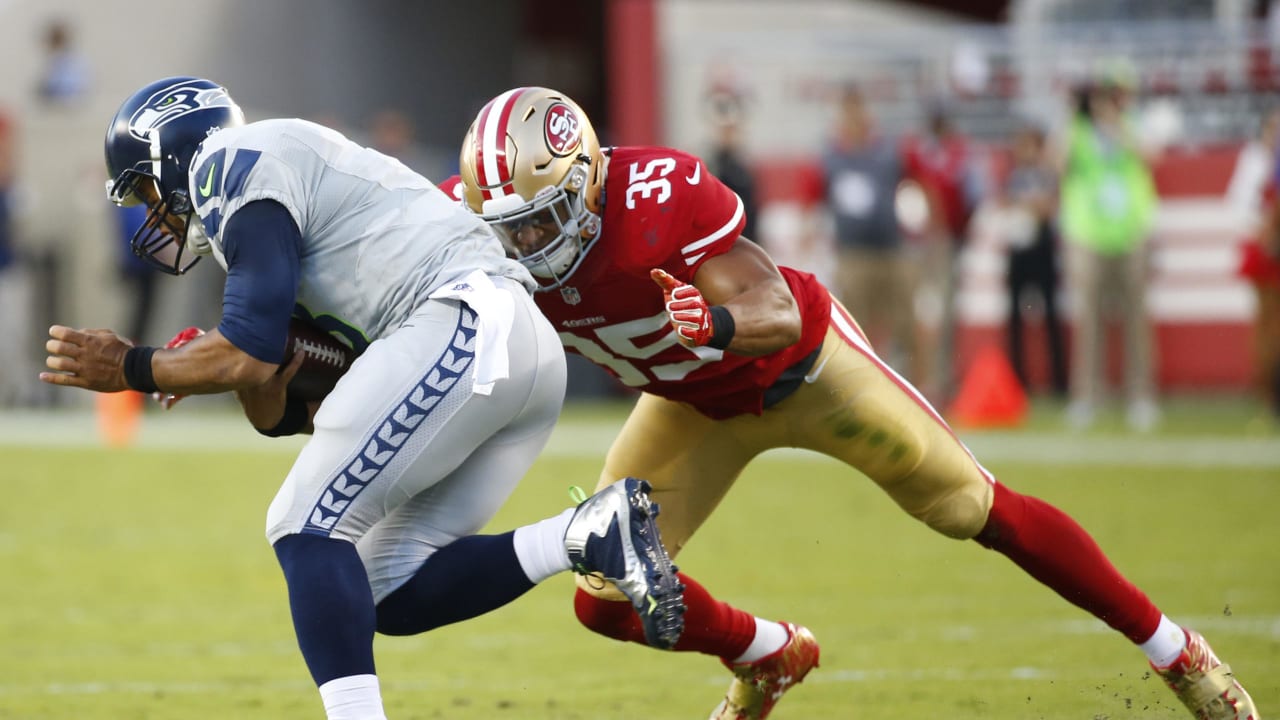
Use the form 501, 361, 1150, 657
1154, 629, 1259, 720
709, 623, 820, 720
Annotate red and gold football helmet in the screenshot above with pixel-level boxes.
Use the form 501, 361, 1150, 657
458, 87, 605, 289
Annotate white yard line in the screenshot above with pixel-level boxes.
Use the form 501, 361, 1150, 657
759, 434, 1280, 469
0, 409, 1277, 469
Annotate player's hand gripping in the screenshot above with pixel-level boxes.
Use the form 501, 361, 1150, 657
235, 350, 305, 431
152, 327, 205, 409
651, 268, 716, 348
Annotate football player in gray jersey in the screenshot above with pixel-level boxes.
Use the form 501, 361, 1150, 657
39, 77, 686, 719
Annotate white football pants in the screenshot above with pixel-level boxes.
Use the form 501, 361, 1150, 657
265, 276, 566, 602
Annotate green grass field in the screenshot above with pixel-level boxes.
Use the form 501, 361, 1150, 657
1, 399, 1277, 719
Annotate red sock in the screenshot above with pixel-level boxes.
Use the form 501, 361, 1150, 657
975, 482, 1162, 643
574, 572, 757, 658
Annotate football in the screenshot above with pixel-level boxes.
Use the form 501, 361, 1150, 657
282, 317, 357, 401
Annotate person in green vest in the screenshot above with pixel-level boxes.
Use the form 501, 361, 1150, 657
1058, 65, 1161, 431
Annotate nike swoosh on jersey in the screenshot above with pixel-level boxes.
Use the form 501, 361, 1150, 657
685, 162, 701, 185
199, 164, 217, 197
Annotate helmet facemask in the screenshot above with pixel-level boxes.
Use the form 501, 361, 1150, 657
482, 160, 600, 287
107, 165, 201, 275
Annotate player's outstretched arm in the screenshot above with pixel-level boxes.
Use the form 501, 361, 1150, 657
652, 237, 801, 357
42, 324, 280, 396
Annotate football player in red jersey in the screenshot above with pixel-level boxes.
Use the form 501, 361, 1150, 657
448, 87, 1259, 720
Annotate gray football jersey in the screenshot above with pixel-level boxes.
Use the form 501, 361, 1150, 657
186, 118, 533, 351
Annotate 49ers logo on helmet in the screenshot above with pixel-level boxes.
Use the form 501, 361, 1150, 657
544, 102, 582, 156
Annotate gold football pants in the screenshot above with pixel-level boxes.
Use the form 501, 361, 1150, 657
578, 298, 994, 600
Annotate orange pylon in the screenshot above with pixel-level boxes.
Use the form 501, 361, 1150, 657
947, 345, 1028, 428
96, 390, 144, 448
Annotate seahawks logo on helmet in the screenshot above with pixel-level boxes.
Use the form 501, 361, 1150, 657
127, 81, 237, 142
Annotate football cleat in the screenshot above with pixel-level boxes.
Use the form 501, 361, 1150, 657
710, 622, 820, 720
564, 477, 686, 649
1154, 629, 1259, 720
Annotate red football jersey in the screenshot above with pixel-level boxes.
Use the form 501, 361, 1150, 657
442, 146, 830, 418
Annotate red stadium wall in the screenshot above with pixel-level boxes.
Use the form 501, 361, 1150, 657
606, 0, 659, 146
1143, 146, 1251, 390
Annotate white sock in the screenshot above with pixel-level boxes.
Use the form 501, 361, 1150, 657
512, 508, 575, 583
732, 618, 790, 664
318, 674, 386, 720
1139, 615, 1187, 668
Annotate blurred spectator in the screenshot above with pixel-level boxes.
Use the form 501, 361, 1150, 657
1057, 69, 1161, 431
0, 110, 36, 407
36, 19, 90, 107
820, 85, 919, 380
1233, 109, 1280, 424
1242, 195, 1280, 425
1225, 108, 1280, 232
903, 101, 988, 402
0, 113, 12, 269
704, 91, 758, 239
993, 122, 1068, 397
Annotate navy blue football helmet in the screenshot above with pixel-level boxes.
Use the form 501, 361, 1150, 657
104, 77, 244, 274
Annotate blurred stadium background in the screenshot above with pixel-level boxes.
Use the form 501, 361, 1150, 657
2, 0, 1279, 402
0, 1, 1278, 718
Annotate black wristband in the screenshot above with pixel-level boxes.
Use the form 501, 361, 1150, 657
707, 305, 736, 350
122, 346, 159, 393
258, 398, 309, 437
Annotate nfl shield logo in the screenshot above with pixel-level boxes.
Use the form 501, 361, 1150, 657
561, 286, 581, 305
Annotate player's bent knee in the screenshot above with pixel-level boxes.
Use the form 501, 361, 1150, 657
917, 485, 993, 540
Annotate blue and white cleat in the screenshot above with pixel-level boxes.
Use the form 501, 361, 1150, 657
565, 477, 686, 649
